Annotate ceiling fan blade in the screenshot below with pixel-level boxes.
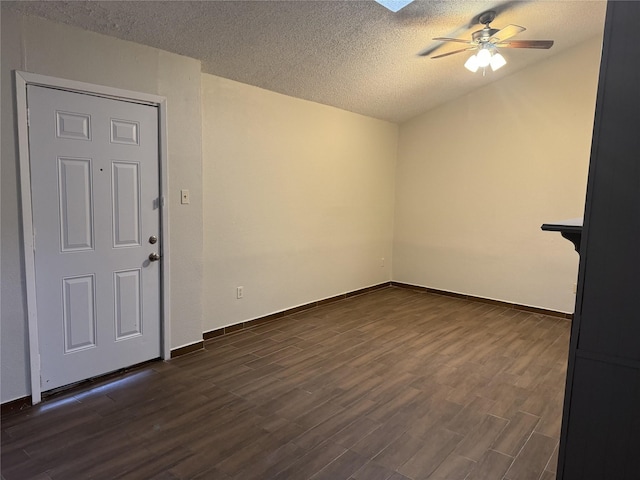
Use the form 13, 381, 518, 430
489, 24, 526, 43
432, 37, 474, 44
497, 40, 554, 49
430, 47, 477, 59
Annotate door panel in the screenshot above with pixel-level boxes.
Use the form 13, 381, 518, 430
62, 274, 97, 352
114, 269, 143, 340
112, 161, 141, 247
27, 85, 161, 392
58, 156, 94, 251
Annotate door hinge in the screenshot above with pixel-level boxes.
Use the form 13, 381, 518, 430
27, 108, 31, 127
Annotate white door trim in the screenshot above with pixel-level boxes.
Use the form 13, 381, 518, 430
15, 71, 172, 404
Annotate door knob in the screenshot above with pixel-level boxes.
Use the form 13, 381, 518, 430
148, 252, 160, 262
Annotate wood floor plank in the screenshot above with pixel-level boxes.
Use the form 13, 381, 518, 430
350, 461, 396, 480
293, 398, 376, 450
492, 411, 541, 457
309, 449, 369, 480
533, 390, 565, 438
540, 471, 556, 480
428, 453, 477, 480
371, 431, 425, 471
1, 456, 50, 480
232, 441, 306, 480
169, 451, 231, 479
114, 445, 193, 479
270, 440, 347, 480
330, 416, 382, 449
545, 440, 559, 474
465, 449, 514, 480
350, 421, 408, 459
191, 466, 233, 480
396, 427, 463, 479
366, 386, 423, 422
386, 473, 412, 480
292, 399, 345, 430
445, 395, 496, 435
406, 399, 463, 439
504, 432, 558, 480
453, 413, 509, 461
0, 443, 30, 471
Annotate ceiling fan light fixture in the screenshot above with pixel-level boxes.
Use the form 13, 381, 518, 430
464, 55, 480, 72
476, 47, 492, 68
490, 52, 507, 71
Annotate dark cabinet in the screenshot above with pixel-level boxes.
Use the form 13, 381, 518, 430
558, 2, 640, 479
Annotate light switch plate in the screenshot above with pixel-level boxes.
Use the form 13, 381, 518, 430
181, 189, 190, 205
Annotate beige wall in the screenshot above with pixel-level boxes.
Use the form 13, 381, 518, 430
393, 37, 603, 313
1, 11, 204, 402
201, 74, 397, 331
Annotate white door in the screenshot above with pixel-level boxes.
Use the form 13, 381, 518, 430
27, 85, 161, 392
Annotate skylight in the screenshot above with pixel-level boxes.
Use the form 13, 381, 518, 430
374, 0, 414, 13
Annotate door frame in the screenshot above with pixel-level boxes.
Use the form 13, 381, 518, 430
15, 71, 172, 404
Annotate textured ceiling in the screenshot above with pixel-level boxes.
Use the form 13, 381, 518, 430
3, 0, 607, 123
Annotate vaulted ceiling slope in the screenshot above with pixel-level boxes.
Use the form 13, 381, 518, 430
3, 0, 607, 123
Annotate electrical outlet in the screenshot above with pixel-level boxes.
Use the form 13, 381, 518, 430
236, 286, 244, 299
181, 189, 190, 205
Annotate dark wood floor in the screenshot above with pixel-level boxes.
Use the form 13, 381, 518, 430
1, 287, 570, 480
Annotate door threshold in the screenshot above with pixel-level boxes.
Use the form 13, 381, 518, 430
41, 357, 162, 403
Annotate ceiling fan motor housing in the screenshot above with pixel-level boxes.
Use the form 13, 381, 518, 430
472, 28, 500, 44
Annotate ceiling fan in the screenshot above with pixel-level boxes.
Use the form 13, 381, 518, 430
422, 10, 554, 72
